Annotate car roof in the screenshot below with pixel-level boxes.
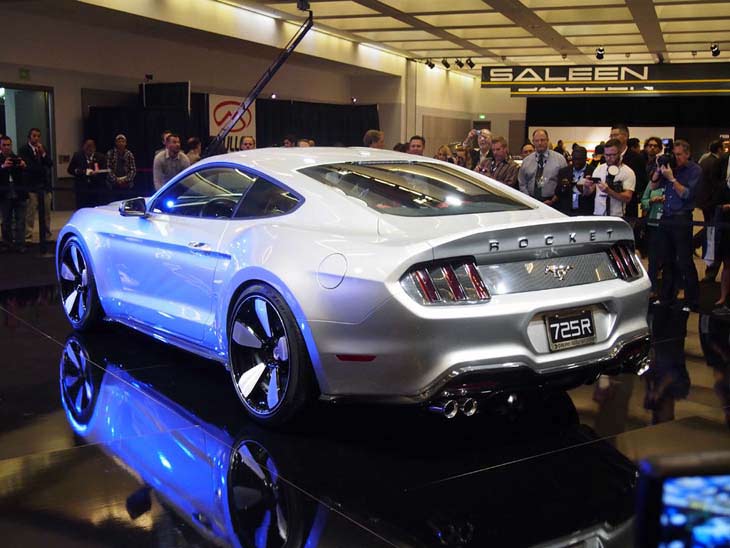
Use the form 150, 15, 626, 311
194, 147, 440, 175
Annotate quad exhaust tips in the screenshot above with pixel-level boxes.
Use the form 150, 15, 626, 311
428, 398, 478, 419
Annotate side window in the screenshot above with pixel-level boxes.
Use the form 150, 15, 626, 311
234, 177, 301, 218
152, 167, 256, 218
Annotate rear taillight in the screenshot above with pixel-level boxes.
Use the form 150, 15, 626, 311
607, 243, 642, 281
401, 259, 491, 305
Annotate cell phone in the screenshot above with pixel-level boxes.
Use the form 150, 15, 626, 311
590, 177, 602, 184
635, 452, 730, 548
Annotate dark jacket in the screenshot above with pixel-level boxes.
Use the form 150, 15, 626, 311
18, 143, 53, 191
697, 153, 724, 212
0, 153, 28, 200
554, 163, 595, 216
622, 148, 648, 218
68, 150, 107, 184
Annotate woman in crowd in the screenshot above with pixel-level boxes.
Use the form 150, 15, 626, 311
435, 145, 453, 163
641, 178, 666, 300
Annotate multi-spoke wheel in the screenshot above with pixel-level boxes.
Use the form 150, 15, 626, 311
228, 285, 314, 426
58, 236, 103, 330
228, 439, 305, 548
60, 335, 102, 426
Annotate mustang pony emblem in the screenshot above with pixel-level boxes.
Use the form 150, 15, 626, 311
544, 264, 573, 281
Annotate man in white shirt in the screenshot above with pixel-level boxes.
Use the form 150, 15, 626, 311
583, 138, 635, 218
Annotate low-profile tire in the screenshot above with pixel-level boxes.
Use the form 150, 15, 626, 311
227, 284, 315, 427
58, 236, 104, 330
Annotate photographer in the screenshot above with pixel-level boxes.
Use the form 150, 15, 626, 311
19, 128, 53, 241
650, 139, 702, 311
555, 146, 595, 216
0, 136, 28, 252
582, 139, 635, 218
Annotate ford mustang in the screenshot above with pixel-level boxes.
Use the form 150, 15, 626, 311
56, 147, 650, 425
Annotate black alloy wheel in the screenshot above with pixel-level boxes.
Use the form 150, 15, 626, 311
228, 285, 313, 426
60, 336, 101, 425
58, 237, 103, 330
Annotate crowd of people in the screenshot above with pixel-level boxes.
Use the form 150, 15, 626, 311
374, 126, 730, 314
2, 123, 730, 315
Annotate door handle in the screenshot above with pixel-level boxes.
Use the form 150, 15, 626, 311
187, 241, 212, 253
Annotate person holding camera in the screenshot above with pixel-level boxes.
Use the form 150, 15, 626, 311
68, 138, 106, 208
650, 139, 702, 311
641, 177, 666, 299
0, 136, 28, 253
555, 146, 595, 216
582, 139, 635, 218
19, 128, 53, 242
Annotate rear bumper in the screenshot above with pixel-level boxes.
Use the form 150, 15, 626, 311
311, 277, 651, 403
422, 331, 650, 404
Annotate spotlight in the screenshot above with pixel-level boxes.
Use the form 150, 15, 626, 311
351, 96, 357, 103
625, 52, 631, 58
465, 57, 475, 69
425, 59, 435, 69
561, 53, 567, 60
692, 50, 697, 57
711, 43, 720, 57
595, 47, 605, 60
455, 58, 464, 68
270, 92, 277, 99
442, 58, 451, 69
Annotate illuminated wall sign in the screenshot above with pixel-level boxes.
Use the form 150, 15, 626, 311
481, 63, 730, 96
208, 94, 257, 152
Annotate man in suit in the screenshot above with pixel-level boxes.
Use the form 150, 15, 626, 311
68, 138, 106, 208
518, 128, 568, 207
610, 124, 648, 221
0, 136, 29, 252
462, 128, 492, 170
696, 141, 725, 280
19, 127, 53, 241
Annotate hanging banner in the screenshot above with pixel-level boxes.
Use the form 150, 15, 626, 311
209, 94, 256, 151
481, 62, 730, 97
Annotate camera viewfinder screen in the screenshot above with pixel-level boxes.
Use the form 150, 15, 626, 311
661, 475, 730, 547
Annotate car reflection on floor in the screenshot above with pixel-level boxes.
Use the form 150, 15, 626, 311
60, 329, 639, 548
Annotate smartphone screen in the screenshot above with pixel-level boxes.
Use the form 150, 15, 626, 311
659, 474, 730, 547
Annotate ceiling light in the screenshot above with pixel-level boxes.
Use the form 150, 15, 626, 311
711, 43, 720, 57
691, 50, 697, 57
351, 96, 357, 103
455, 59, 464, 68
270, 92, 277, 99
465, 57, 475, 69
442, 58, 450, 69
425, 59, 435, 69
595, 47, 605, 60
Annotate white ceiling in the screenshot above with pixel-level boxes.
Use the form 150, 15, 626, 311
256, 0, 729, 73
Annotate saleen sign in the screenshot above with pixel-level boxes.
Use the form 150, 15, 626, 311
481, 62, 730, 96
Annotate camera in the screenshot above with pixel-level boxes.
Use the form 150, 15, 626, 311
635, 452, 730, 547
657, 138, 676, 169
606, 165, 623, 193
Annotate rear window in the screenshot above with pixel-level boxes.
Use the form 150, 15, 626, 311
299, 162, 530, 217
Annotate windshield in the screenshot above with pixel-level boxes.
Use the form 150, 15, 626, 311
299, 161, 530, 217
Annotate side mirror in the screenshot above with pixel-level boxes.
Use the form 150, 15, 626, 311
119, 197, 148, 217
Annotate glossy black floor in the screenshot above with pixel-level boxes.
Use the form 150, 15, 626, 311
1, 262, 730, 547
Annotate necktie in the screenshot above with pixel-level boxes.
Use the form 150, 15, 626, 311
533, 153, 545, 199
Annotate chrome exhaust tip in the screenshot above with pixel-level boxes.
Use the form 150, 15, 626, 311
428, 399, 459, 419
460, 398, 478, 417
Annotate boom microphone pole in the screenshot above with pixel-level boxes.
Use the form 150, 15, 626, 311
203, 9, 313, 158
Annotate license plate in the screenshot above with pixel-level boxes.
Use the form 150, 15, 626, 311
545, 309, 596, 351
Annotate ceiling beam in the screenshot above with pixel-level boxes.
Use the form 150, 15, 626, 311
479, 0, 592, 64
354, 0, 501, 60
625, 0, 667, 62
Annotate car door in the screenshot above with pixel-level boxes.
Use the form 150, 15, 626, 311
105, 165, 256, 342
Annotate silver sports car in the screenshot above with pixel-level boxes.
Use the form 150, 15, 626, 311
56, 147, 650, 425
